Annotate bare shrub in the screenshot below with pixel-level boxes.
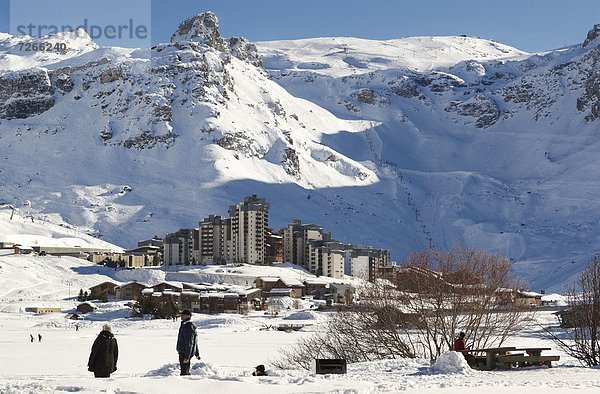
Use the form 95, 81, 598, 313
546, 255, 600, 366
272, 308, 415, 370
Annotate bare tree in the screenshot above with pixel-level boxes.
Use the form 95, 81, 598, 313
393, 247, 533, 360
546, 255, 600, 366
275, 246, 532, 369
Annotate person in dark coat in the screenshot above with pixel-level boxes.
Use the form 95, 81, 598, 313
176, 310, 200, 376
88, 323, 119, 378
30, 334, 34, 343
38, 334, 42, 342
252, 364, 267, 376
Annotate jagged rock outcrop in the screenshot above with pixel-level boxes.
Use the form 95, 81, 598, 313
170, 12, 262, 67
282, 148, 301, 179
446, 94, 500, 128
583, 24, 600, 47
0, 69, 55, 119
228, 37, 262, 68
171, 12, 227, 51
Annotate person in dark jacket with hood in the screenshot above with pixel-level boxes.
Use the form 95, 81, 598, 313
88, 323, 119, 378
176, 310, 200, 376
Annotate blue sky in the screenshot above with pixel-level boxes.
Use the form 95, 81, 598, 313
0, 0, 599, 52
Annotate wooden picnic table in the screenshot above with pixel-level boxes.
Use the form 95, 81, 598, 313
457, 347, 517, 370
514, 347, 551, 357
457, 347, 559, 370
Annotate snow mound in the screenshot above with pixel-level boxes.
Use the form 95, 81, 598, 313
283, 310, 319, 320
195, 316, 258, 329
113, 268, 165, 285
144, 362, 246, 381
144, 362, 221, 377
431, 351, 474, 374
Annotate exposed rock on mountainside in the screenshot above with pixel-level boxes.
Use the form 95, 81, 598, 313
0, 69, 55, 119
2, 15, 600, 291
445, 94, 499, 128
583, 24, 600, 47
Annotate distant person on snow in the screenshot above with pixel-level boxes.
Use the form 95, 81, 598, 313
38, 334, 42, 342
30, 334, 34, 343
454, 332, 473, 358
252, 364, 267, 376
88, 323, 119, 378
176, 309, 200, 376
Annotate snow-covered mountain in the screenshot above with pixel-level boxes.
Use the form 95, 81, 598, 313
1, 12, 600, 291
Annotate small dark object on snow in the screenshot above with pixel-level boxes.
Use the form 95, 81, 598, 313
252, 364, 267, 376
312, 359, 347, 374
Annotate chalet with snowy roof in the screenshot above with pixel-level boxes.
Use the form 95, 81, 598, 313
254, 277, 305, 298
330, 283, 355, 304
200, 292, 242, 313
89, 281, 119, 298
115, 282, 148, 301
303, 279, 330, 298
152, 281, 183, 293
514, 291, 543, 307
180, 291, 201, 312
159, 290, 182, 307
269, 288, 294, 297
13, 244, 33, 254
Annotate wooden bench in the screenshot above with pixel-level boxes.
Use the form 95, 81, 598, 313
466, 356, 487, 369
497, 355, 560, 368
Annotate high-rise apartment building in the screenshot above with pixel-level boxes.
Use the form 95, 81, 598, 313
163, 228, 195, 265
228, 195, 270, 265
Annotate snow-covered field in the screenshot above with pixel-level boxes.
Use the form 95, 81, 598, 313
1, 310, 600, 393
1, 239, 599, 393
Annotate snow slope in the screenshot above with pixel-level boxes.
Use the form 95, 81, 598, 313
255, 26, 600, 292
1, 13, 600, 291
0, 207, 121, 250
259, 35, 528, 77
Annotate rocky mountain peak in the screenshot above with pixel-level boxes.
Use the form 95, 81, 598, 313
170, 12, 226, 51
169, 12, 261, 67
583, 24, 600, 47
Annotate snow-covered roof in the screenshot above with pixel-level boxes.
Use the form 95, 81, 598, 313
181, 291, 200, 297
90, 280, 120, 288
270, 288, 293, 295
117, 281, 147, 288
258, 277, 281, 283
232, 288, 261, 296
517, 291, 543, 298
207, 292, 239, 299
303, 279, 329, 285
281, 278, 305, 288
153, 281, 183, 289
